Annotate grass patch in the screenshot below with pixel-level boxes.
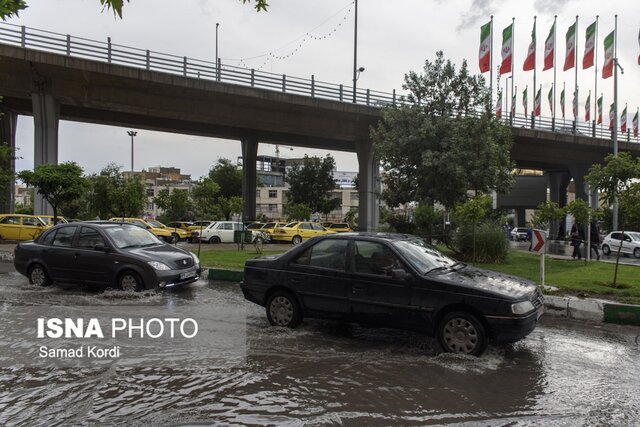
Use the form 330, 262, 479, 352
470, 250, 640, 305
198, 249, 286, 270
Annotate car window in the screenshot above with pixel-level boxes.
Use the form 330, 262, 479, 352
146, 219, 163, 228
628, 233, 640, 242
77, 227, 106, 249
131, 220, 147, 228
610, 232, 621, 240
353, 241, 402, 276
0, 216, 21, 225
22, 216, 42, 226
623, 234, 632, 242
104, 225, 162, 248
51, 226, 77, 247
263, 222, 275, 229
285, 222, 298, 228
219, 223, 232, 230
39, 229, 56, 246
293, 239, 348, 271
299, 223, 311, 230
233, 223, 243, 231
311, 223, 325, 231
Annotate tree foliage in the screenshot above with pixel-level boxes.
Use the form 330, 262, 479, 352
154, 188, 192, 222
17, 162, 86, 224
0, 142, 16, 210
371, 51, 514, 209
285, 203, 311, 222
88, 164, 146, 219
286, 155, 338, 214
530, 200, 564, 231
191, 177, 221, 219
208, 159, 243, 200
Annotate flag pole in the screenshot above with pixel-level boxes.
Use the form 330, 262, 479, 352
574, 15, 579, 133
533, 16, 537, 128
563, 81, 566, 126
511, 17, 515, 126
553, 15, 557, 130
490, 15, 494, 107
594, 16, 599, 137
613, 14, 618, 231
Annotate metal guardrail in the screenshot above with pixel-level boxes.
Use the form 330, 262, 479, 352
0, 22, 397, 107
0, 22, 636, 143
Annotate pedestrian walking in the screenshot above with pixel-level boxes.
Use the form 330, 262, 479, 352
570, 223, 582, 260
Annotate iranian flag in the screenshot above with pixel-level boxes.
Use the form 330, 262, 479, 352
609, 103, 615, 130
523, 22, 536, 71
547, 86, 553, 114
560, 88, 565, 118
603, 31, 615, 79
522, 87, 528, 116
583, 21, 596, 69
597, 96, 603, 125
543, 22, 555, 70
496, 91, 503, 117
535, 88, 541, 116
585, 93, 591, 122
500, 24, 513, 75
563, 22, 576, 71
479, 21, 491, 73
633, 110, 638, 138
621, 106, 627, 134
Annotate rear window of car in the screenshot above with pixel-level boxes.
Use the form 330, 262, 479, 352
51, 226, 78, 247
331, 224, 349, 229
293, 239, 348, 271
77, 227, 106, 249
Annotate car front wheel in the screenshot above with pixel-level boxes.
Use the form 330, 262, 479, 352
208, 236, 220, 244
119, 271, 143, 292
602, 244, 611, 255
292, 235, 302, 245
634, 248, 640, 258
437, 311, 487, 357
28, 264, 51, 287
266, 291, 301, 328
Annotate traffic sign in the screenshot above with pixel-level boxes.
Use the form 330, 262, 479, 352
531, 229, 547, 253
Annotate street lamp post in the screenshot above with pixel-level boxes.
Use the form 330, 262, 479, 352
215, 23, 220, 81
127, 130, 137, 173
352, 0, 358, 103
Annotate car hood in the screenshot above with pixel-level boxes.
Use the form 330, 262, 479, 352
125, 244, 193, 263
432, 265, 537, 300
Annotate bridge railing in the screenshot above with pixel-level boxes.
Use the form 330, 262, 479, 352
0, 22, 397, 107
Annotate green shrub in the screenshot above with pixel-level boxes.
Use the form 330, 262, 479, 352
453, 221, 509, 263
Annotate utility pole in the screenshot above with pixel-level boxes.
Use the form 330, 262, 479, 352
216, 23, 220, 81
352, 0, 358, 103
127, 130, 137, 173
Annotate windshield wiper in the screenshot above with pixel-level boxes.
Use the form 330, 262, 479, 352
426, 266, 450, 274
450, 261, 466, 270
120, 244, 141, 249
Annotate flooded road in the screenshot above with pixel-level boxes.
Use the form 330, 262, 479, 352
0, 268, 639, 426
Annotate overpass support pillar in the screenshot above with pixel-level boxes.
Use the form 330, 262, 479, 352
31, 90, 59, 215
356, 140, 379, 232
567, 163, 592, 203
547, 171, 571, 239
0, 109, 18, 213
241, 137, 258, 222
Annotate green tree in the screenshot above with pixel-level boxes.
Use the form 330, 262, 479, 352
208, 159, 243, 200
285, 203, 312, 222
451, 195, 493, 261
586, 152, 640, 285
530, 200, 565, 236
17, 162, 86, 224
371, 51, 514, 209
88, 164, 146, 219
0, 143, 16, 212
218, 196, 243, 221
191, 177, 221, 219
286, 155, 338, 214
154, 188, 193, 222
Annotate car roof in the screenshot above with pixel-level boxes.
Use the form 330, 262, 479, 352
315, 232, 417, 242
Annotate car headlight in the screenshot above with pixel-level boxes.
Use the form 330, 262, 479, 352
191, 252, 200, 265
511, 300, 535, 315
148, 261, 171, 271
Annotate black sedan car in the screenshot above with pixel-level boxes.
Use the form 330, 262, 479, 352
241, 233, 544, 356
14, 221, 201, 291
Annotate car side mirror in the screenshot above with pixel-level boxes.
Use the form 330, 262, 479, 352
391, 268, 410, 280
94, 243, 109, 252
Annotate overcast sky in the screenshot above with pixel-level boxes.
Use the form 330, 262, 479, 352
8, 0, 640, 179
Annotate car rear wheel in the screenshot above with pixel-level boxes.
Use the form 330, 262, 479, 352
28, 264, 51, 287
266, 291, 301, 328
208, 236, 221, 244
292, 235, 302, 245
602, 244, 611, 255
437, 311, 487, 357
119, 271, 143, 292
172, 232, 180, 243
634, 248, 640, 259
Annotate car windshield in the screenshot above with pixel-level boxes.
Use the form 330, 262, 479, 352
392, 238, 459, 275
627, 232, 640, 241
145, 219, 164, 228
285, 222, 298, 228
104, 225, 163, 249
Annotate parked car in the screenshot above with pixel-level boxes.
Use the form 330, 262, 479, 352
0, 214, 50, 241
328, 223, 354, 233
601, 231, 640, 258
189, 220, 215, 231
241, 233, 544, 356
39, 215, 69, 226
260, 222, 289, 238
192, 221, 256, 244
108, 217, 176, 243
145, 219, 190, 242
270, 221, 336, 245
14, 221, 201, 291
510, 227, 529, 241
166, 221, 194, 232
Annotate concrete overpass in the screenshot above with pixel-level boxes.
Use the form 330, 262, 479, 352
0, 34, 639, 229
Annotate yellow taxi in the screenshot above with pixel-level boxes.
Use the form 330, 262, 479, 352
146, 219, 191, 241
188, 220, 215, 232
108, 217, 177, 243
0, 214, 50, 241
39, 215, 69, 226
260, 222, 289, 241
271, 221, 336, 245
327, 223, 354, 233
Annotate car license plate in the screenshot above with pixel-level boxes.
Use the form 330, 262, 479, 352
180, 269, 197, 280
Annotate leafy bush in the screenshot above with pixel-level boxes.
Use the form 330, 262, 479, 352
453, 221, 509, 263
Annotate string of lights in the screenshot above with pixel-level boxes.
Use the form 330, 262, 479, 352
226, 1, 354, 71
